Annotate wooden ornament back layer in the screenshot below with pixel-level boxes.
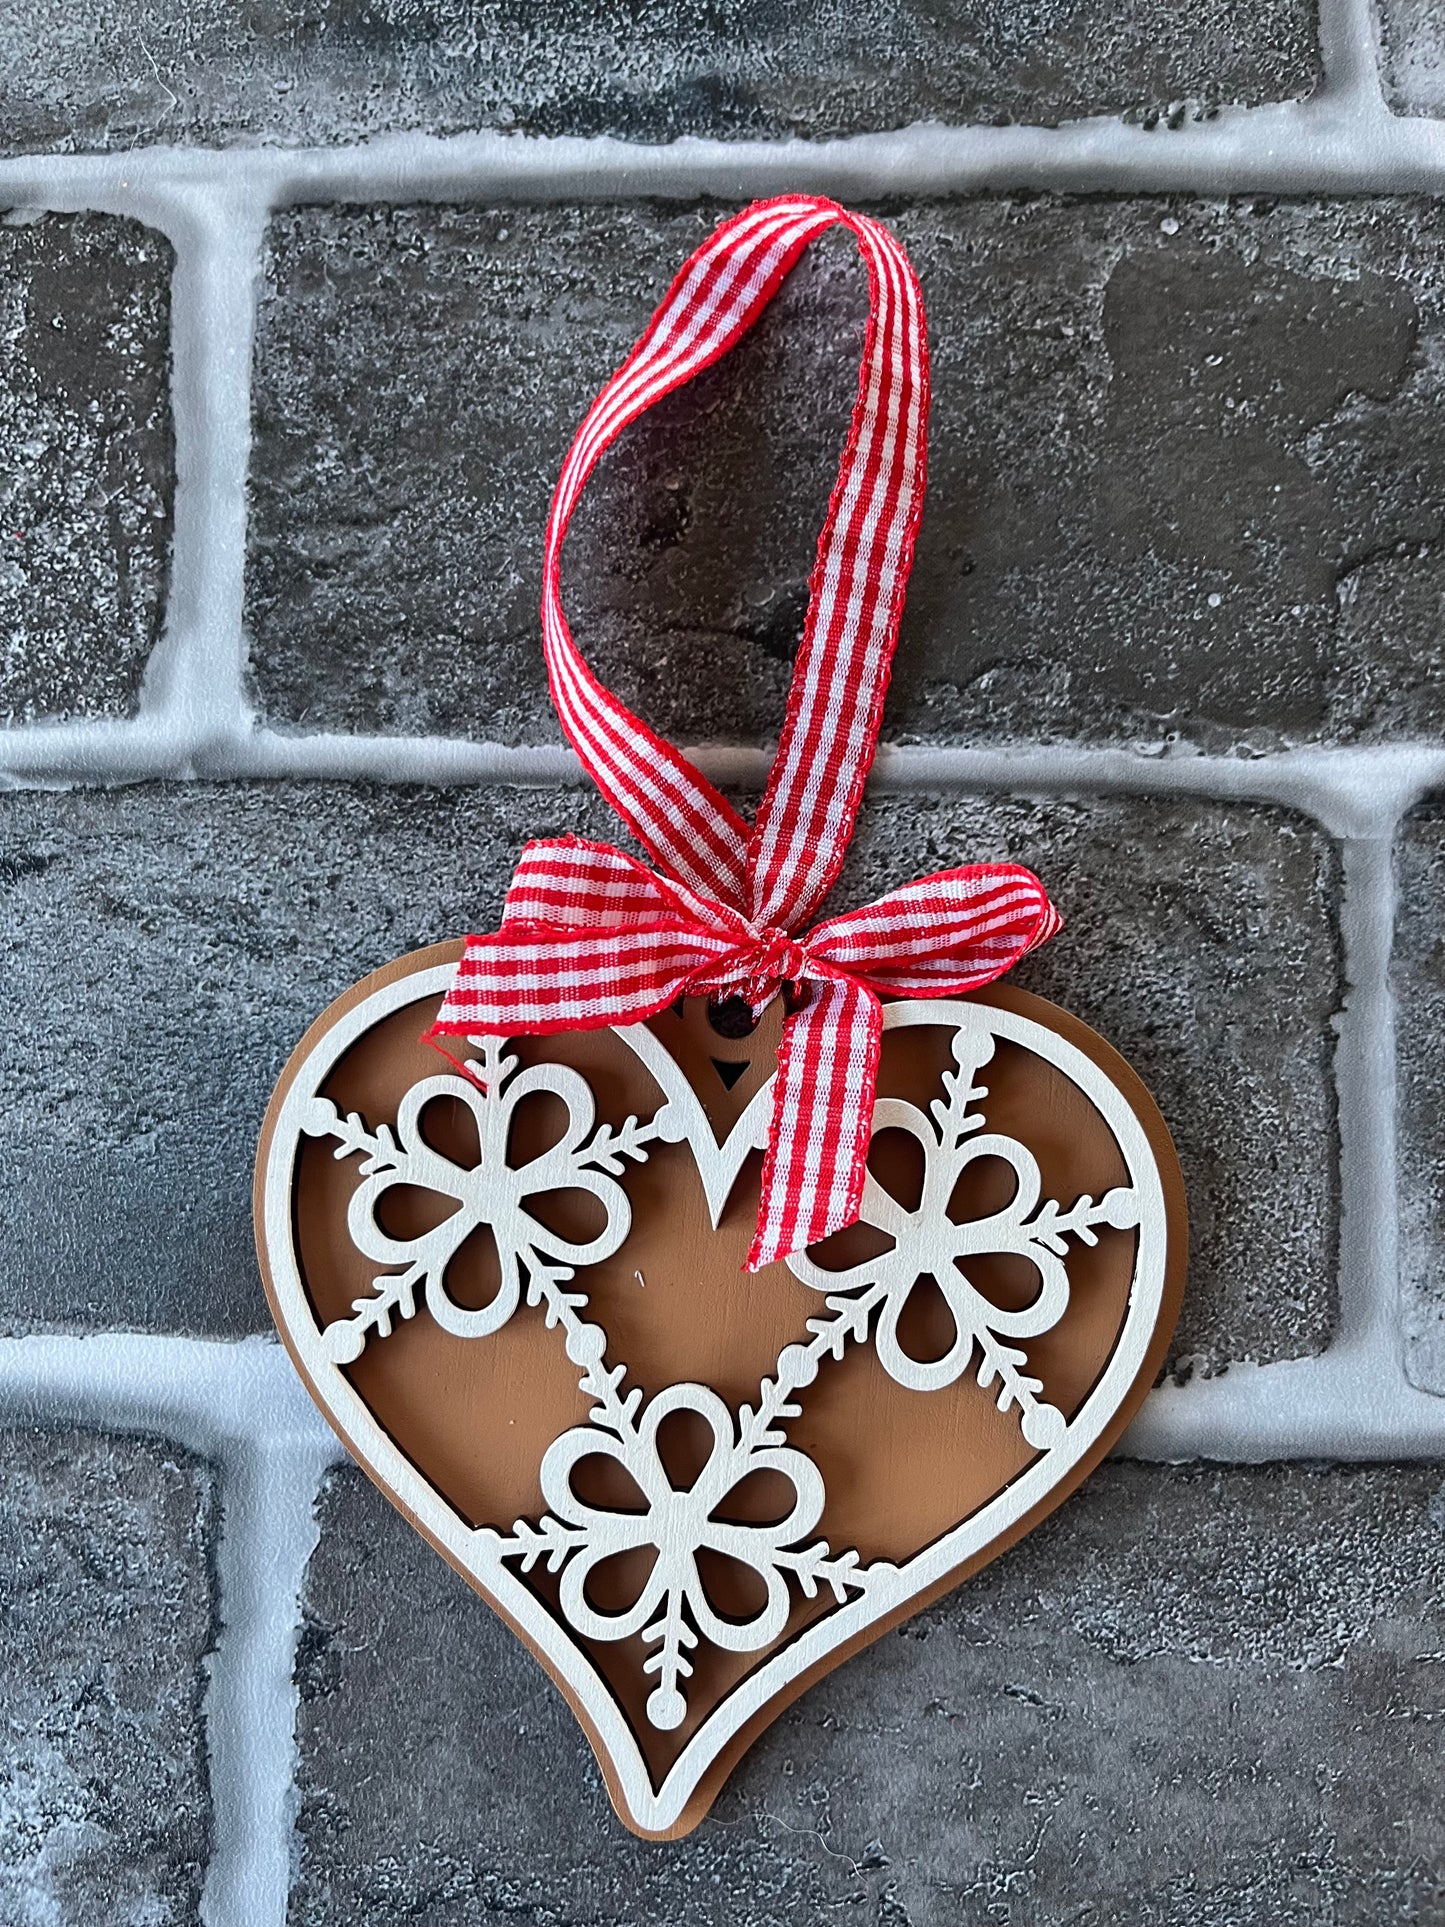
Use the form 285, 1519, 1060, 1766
256, 941, 1186, 1836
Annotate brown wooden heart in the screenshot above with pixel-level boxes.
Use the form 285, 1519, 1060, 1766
255, 940, 1185, 1837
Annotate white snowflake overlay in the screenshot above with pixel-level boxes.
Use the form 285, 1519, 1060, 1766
303, 1021, 1140, 1731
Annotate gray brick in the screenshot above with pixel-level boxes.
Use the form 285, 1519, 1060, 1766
1379, 0, 1445, 115
292, 1459, 1445, 1927
845, 794, 1341, 1375
0, 1, 1320, 154
1394, 799, 1445, 1394
248, 197, 1445, 754
0, 212, 173, 725
246, 205, 863, 745
0, 784, 1336, 1366
0, 779, 616, 1336
0, 1427, 214, 1924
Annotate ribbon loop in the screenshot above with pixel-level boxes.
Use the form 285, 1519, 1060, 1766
542, 197, 929, 916
435, 199, 1061, 1268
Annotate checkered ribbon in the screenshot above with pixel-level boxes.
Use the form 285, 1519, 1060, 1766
431, 196, 1061, 1269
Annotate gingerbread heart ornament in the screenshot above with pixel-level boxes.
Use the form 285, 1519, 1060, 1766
255, 198, 1186, 1837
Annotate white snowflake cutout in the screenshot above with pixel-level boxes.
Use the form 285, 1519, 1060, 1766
302, 1037, 660, 1362
788, 1027, 1142, 1447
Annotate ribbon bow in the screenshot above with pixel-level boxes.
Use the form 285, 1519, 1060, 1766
431, 196, 1061, 1270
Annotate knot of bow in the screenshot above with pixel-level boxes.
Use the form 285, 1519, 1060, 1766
432, 837, 1059, 1271
429, 194, 1063, 1269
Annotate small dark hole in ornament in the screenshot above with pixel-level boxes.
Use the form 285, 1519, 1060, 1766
507, 1090, 568, 1163
374, 1184, 458, 1241
868, 1126, 926, 1215
526, 1186, 608, 1245
583, 1545, 657, 1614
655, 1407, 714, 1489
948, 1154, 1020, 1224
414, 1092, 480, 1166
570, 1452, 648, 1514
711, 1056, 749, 1091
439, 1221, 503, 1313
707, 996, 759, 1040
711, 1467, 796, 1527
694, 1547, 768, 1624
894, 1271, 957, 1366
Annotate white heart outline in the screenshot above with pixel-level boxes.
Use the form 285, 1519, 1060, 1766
260, 961, 1170, 1835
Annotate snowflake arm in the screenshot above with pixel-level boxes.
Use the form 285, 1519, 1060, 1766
483, 1514, 590, 1576
321, 1261, 425, 1364
640, 1592, 700, 1730
578, 1112, 666, 1175
970, 1325, 1066, 1449
927, 1028, 995, 1150
524, 1256, 643, 1437
1026, 1186, 1141, 1254
301, 1097, 401, 1174
739, 1284, 887, 1450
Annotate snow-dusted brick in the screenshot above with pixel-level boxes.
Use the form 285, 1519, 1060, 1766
0, 211, 173, 725
248, 197, 1445, 755
0, 1426, 214, 1923
0, 781, 1337, 1376
0, 0, 1320, 154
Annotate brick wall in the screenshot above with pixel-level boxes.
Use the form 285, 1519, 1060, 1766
1, 1, 1443, 1921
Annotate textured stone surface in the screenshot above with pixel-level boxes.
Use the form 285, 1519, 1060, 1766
845, 794, 1341, 1375
0, 782, 1337, 1371
1394, 799, 1445, 1394
0, 0, 1320, 153
0, 211, 173, 724
292, 1458, 1445, 1926
249, 197, 1445, 753
247, 205, 865, 744
0, 779, 614, 1336
1379, 0, 1445, 115
0, 1428, 214, 1925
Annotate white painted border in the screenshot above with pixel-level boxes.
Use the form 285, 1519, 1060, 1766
260, 963, 1168, 1832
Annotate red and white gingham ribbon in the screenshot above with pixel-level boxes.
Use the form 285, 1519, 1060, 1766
432, 196, 1061, 1269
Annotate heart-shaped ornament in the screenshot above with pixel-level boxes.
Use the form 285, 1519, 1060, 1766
257, 198, 1190, 1836
256, 940, 1185, 1837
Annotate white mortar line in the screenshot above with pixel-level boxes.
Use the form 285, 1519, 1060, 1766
0, 179, 265, 771
1331, 833, 1403, 1361
0, 114, 1427, 204
199, 1429, 338, 1927
0, 67, 1437, 214
1316, 0, 1392, 112
135, 184, 267, 754
211, 734, 1445, 840
4, 731, 1439, 840
1121, 830, 1445, 1461
1121, 1333, 1445, 1458
0, 1336, 339, 1927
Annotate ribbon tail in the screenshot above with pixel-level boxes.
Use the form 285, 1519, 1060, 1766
805, 863, 1062, 996
746, 977, 884, 1272
429, 923, 726, 1039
